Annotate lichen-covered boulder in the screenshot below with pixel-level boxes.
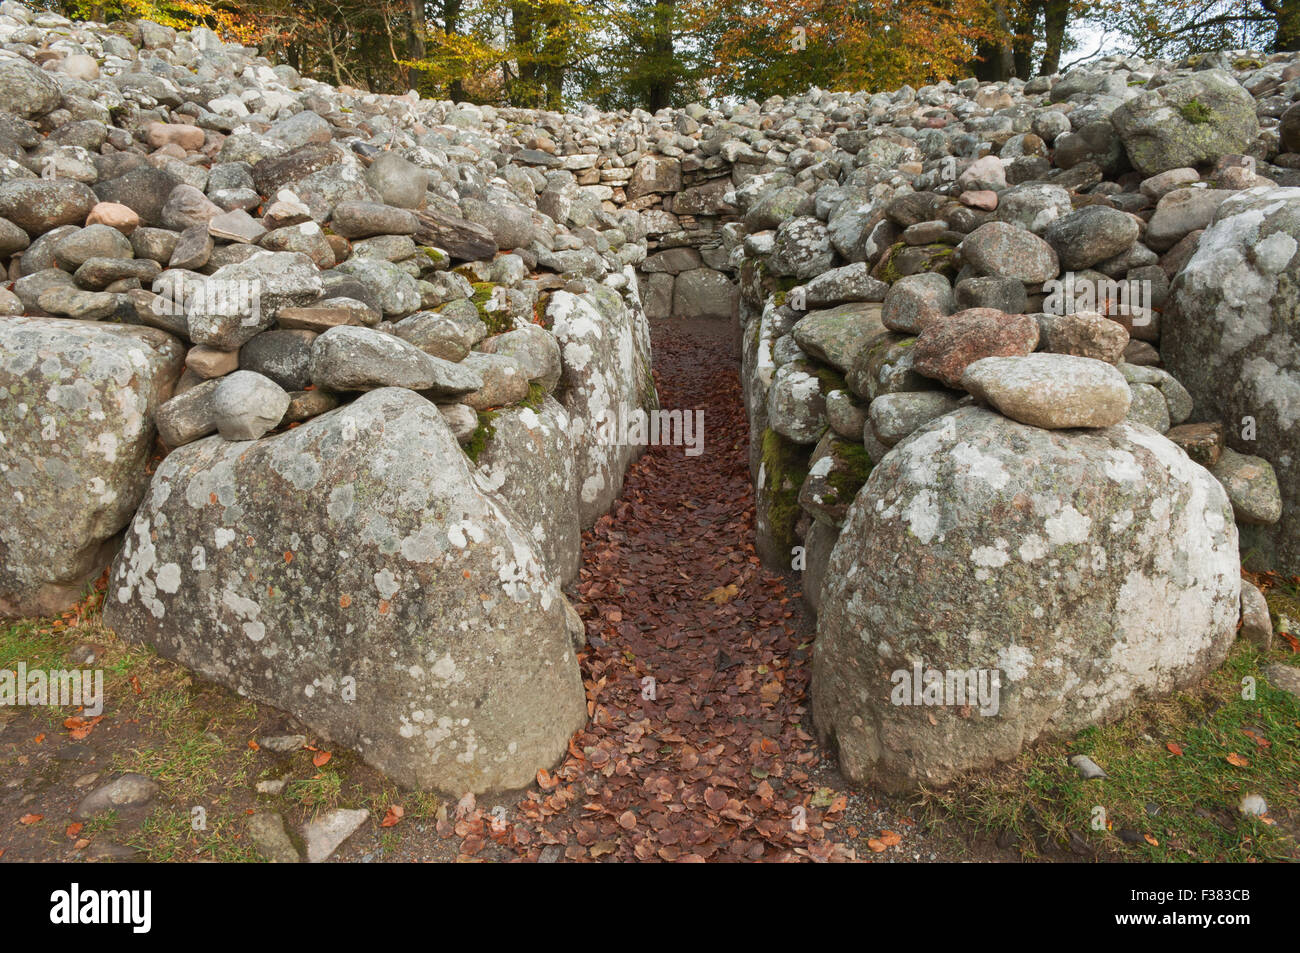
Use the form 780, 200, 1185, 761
1111, 71, 1259, 176
102, 388, 586, 795
474, 397, 582, 586
1164, 187, 1300, 574
548, 284, 652, 527
813, 406, 1240, 792
0, 318, 184, 617
769, 359, 829, 444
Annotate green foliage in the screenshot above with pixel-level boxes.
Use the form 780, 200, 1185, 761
1180, 98, 1213, 124
518, 379, 549, 411
462, 409, 499, 463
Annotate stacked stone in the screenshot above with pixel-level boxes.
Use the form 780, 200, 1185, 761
725, 56, 1298, 790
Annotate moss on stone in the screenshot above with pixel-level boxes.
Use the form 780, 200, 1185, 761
823, 441, 874, 506
811, 364, 847, 396
1180, 99, 1213, 124
470, 281, 513, 335
640, 358, 659, 413
877, 243, 908, 284
462, 409, 499, 464
421, 246, 449, 267
760, 428, 811, 554
1265, 587, 1300, 636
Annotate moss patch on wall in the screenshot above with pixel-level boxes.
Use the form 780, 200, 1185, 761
470, 282, 514, 335
822, 441, 874, 507
759, 427, 811, 554
462, 409, 499, 464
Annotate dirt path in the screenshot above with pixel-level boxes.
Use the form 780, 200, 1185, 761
428, 317, 1011, 863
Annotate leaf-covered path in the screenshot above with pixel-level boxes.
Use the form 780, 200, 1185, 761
439, 318, 862, 861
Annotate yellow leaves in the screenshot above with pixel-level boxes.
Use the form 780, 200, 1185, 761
703, 583, 739, 605
709, 0, 999, 96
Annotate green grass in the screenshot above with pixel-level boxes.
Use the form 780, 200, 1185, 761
924, 640, 1300, 861
126, 805, 260, 863
1, 587, 440, 863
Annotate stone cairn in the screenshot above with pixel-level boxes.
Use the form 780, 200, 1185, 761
0, 0, 1295, 792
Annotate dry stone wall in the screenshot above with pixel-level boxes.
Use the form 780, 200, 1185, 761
731, 54, 1300, 788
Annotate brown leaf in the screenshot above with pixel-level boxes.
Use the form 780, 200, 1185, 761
1226, 752, 1250, 768
63, 715, 103, 740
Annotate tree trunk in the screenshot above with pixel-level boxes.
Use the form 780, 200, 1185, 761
1011, 1, 1042, 79
443, 0, 467, 102
1276, 0, 1300, 50
511, 1, 541, 106
646, 0, 676, 111
1039, 0, 1070, 75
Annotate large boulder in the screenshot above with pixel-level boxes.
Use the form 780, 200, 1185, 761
474, 397, 582, 586
672, 267, 737, 320
0, 58, 62, 118
1164, 186, 1300, 573
813, 406, 1239, 791
1111, 71, 1259, 176
102, 388, 586, 794
0, 318, 184, 617
547, 284, 653, 527
0, 179, 98, 236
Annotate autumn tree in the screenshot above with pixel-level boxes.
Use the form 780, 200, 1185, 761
709, 0, 1002, 99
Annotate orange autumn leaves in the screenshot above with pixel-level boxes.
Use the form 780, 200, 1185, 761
707, 0, 1000, 96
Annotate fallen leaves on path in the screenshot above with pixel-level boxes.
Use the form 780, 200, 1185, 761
439, 323, 857, 863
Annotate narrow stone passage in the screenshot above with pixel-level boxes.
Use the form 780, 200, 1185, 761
439, 318, 857, 861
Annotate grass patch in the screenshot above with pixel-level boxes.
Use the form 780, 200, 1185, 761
1, 583, 442, 863
923, 640, 1300, 861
